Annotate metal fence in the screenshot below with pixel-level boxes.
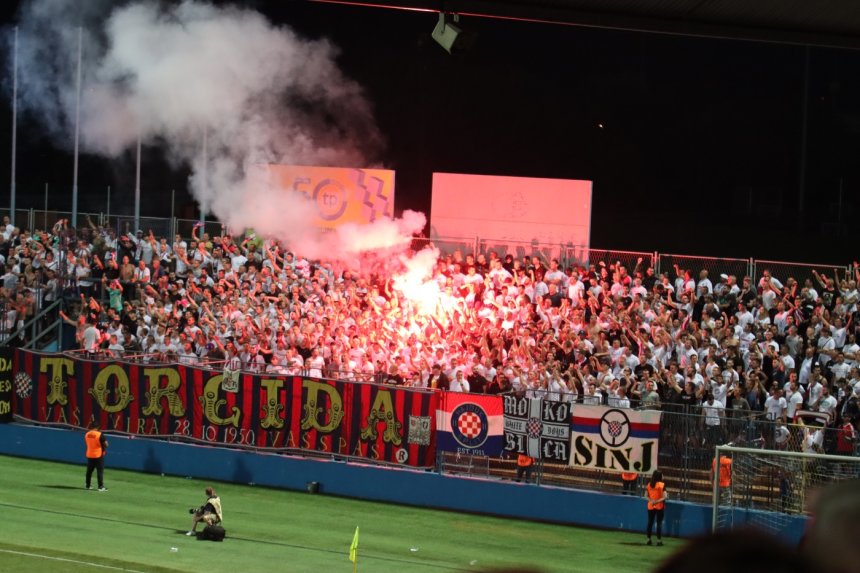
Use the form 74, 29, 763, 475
3, 207, 855, 284
657, 253, 751, 285
753, 259, 851, 293
447, 405, 847, 503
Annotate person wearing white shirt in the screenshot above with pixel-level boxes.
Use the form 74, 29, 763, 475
816, 386, 838, 420
808, 376, 825, 408
758, 270, 784, 292
798, 348, 817, 387
785, 380, 804, 420
779, 346, 795, 371
764, 388, 787, 423
829, 353, 851, 381
701, 394, 725, 446
449, 370, 470, 393
817, 329, 837, 367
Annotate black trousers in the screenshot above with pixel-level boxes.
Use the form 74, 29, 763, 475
647, 508, 664, 539
86, 457, 105, 488
516, 465, 533, 482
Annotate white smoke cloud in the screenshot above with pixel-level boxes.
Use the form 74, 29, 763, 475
10, 0, 429, 263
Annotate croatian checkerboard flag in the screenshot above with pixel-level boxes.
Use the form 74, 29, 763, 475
435, 392, 504, 456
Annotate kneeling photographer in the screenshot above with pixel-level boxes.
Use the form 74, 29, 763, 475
186, 486, 223, 536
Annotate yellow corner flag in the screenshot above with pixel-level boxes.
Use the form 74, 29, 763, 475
349, 526, 359, 565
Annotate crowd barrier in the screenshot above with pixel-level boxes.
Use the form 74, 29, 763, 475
5, 349, 847, 506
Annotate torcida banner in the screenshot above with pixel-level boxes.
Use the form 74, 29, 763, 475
12, 350, 436, 467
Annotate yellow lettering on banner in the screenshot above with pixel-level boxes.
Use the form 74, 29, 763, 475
338, 438, 349, 454
359, 390, 402, 445
41, 357, 73, 406
142, 367, 185, 417
0, 380, 11, 392
259, 379, 285, 430
198, 374, 240, 427
0, 400, 10, 415
300, 380, 344, 433
88, 365, 134, 413
0, 357, 12, 371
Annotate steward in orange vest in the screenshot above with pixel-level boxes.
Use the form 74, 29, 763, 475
516, 454, 534, 483
645, 470, 666, 546
621, 471, 638, 495
711, 455, 732, 488
84, 421, 108, 491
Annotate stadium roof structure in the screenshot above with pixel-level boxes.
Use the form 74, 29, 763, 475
311, 0, 860, 50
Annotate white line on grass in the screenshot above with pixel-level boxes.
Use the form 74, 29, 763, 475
0, 548, 148, 573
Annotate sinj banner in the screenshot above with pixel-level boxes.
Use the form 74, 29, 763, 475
570, 405, 660, 474
503, 395, 571, 463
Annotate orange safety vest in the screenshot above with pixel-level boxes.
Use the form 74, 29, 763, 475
517, 454, 534, 467
646, 482, 665, 510
85, 430, 104, 459
712, 456, 732, 487
621, 472, 638, 481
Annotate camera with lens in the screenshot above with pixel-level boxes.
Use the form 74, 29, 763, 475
189, 507, 200, 515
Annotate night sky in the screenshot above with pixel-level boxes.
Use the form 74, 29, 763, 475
0, 0, 858, 263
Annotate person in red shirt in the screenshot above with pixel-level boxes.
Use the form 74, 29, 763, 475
836, 416, 856, 455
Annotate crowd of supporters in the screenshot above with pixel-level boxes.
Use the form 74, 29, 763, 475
1, 214, 858, 453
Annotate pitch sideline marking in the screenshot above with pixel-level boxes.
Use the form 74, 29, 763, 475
0, 548, 147, 572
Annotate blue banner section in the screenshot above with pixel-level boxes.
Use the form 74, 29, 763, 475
435, 392, 504, 456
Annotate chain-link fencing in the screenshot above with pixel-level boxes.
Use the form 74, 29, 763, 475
753, 259, 851, 294
657, 253, 751, 289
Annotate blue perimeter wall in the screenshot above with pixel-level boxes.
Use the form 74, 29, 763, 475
0, 423, 807, 542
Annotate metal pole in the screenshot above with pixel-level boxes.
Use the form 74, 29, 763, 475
71, 27, 82, 229
837, 177, 844, 234
170, 188, 175, 223
798, 46, 810, 225
711, 445, 721, 532
106, 185, 111, 226
200, 127, 208, 222
10, 27, 18, 225
134, 134, 141, 232
44, 183, 48, 230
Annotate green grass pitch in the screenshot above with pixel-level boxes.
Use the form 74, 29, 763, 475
0, 455, 673, 572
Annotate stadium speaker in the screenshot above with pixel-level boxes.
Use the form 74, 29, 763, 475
431, 13, 475, 54
306, 481, 320, 494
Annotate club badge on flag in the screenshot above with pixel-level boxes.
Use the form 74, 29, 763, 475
435, 392, 503, 456
503, 395, 571, 463
570, 405, 660, 474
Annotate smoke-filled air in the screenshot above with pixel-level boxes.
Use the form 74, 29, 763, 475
8, 0, 429, 265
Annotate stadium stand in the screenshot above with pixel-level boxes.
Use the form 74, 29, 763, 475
1, 214, 858, 503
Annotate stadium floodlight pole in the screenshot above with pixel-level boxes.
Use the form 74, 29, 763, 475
134, 133, 141, 232
10, 26, 18, 226
71, 26, 83, 230
43, 183, 48, 230
200, 126, 208, 222
106, 185, 111, 226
